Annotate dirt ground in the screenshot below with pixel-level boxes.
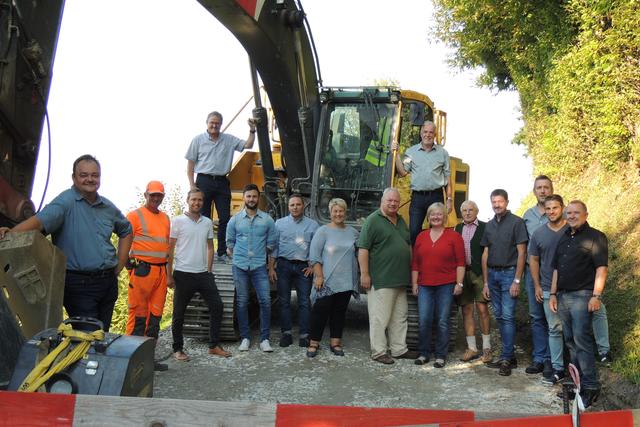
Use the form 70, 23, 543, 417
153, 296, 565, 415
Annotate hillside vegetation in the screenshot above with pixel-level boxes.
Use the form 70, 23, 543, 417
432, 0, 640, 382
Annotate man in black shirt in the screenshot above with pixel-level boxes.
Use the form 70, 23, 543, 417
550, 200, 608, 408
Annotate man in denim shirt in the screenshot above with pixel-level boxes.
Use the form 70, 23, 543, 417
0, 154, 132, 331
270, 194, 319, 348
226, 184, 277, 352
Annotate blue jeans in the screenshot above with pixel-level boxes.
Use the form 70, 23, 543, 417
525, 268, 550, 363
64, 270, 118, 332
557, 290, 600, 390
276, 259, 312, 336
488, 268, 518, 360
196, 174, 231, 257
233, 265, 271, 341
417, 284, 455, 359
542, 291, 564, 372
409, 191, 444, 245
592, 302, 610, 355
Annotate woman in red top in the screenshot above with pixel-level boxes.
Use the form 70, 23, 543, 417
411, 202, 465, 367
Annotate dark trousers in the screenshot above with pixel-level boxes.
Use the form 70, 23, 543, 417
276, 258, 312, 336
64, 270, 118, 332
309, 291, 352, 342
409, 190, 444, 245
196, 174, 231, 257
172, 270, 223, 352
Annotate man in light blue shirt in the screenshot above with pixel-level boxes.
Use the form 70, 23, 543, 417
393, 121, 453, 245
0, 155, 132, 331
186, 111, 256, 263
226, 183, 277, 352
270, 194, 319, 348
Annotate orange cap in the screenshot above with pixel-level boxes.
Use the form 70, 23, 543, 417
146, 180, 165, 195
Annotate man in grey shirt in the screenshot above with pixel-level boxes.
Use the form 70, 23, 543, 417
393, 121, 453, 245
480, 189, 528, 377
185, 111, 256, 263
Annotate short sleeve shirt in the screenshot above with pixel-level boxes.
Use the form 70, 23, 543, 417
551, 223, 608, 292
273, 215, 319, 261
357, 210, 411, 289
401, 144, 451, 191
185, 132, 245, 176
170, 213, 214, 273
480, 211, 528, 267
36, 187, 131, 271
528, 223, 569, 290
523, 205, 548, 237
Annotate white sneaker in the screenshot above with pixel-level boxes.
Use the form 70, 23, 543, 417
238, 338, 250, 351
259, 339, 273, 352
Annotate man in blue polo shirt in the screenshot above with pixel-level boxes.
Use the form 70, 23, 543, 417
227, 183, 277, 353
393, 120, 453, 245
270, 194, 319, 348
0, 154, 132, 331
186, 111, 256, 264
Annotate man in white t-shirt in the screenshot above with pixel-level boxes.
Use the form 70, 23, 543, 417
168, 188, 231, 361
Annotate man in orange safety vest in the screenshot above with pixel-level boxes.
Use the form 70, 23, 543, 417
126, 180, 171, 371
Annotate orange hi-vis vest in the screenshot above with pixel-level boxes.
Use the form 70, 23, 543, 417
127, 206, 170, 264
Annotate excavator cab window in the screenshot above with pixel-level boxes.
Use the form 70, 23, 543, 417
317, 102, 396, 224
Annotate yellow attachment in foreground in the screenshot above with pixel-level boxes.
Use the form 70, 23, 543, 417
18, 323, 105, 392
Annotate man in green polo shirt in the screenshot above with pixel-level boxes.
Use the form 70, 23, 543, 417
358, 188, 419, 364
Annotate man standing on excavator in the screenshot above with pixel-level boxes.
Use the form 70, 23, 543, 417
125, 181, 171, 371
185, 111, 257, 264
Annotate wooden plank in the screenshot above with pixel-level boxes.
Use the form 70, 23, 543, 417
73, 395, 276, 427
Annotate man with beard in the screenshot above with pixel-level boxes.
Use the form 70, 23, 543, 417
0, 154, 132, 332
169, 188, 231, 361
125, 181, 171, 371
227, 184, 277, 352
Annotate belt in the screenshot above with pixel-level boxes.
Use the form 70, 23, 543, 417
278, 257, 308, 265
138, 260, 168, 267
67, 268, 115, 278
488, 265, 515, 271
198, 173, 228, 181
412, 188, 443, 196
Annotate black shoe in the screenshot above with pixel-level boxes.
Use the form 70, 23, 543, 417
542, 370, 565, 385
279, 334, 293, 347
580, 388, 601, 408
414, 356, 429, 365
299, 337, 310, 348
542, 359, 553, 377
525, 361, 544, 374
498, 360, 512, 376
487, 358, 517, 369
330, 345, 345, 356
598, 352, 613, 367
154, 362, 169, 372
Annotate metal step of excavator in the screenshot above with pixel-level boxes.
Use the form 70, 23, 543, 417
406, 288, 460, 352
182, 263, 238, 341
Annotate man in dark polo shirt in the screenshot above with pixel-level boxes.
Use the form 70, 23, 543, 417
480, 189, 528, 376
358, 188, 418, 364
550, 200, 608, 408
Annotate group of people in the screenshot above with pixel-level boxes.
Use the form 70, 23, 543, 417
0, 114, 610, 408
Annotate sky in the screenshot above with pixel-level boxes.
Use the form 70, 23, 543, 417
32, 0, 532, 220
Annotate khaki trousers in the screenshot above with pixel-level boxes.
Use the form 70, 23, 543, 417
367, 286, 409, 358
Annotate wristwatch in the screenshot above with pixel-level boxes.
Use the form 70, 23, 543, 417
456, 283, 464, 288
513, 278, 521, 284
592, 294, 602, 300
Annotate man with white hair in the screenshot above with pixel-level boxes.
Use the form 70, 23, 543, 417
358, 188, 418, 364
454, 200, 492, 363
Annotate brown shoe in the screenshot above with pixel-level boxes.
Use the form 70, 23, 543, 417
394, 350, 419, 360
481, 348, 493, 364
373, 354, 395, 365
209, 346, 232, 358
460, 348, 480, 362
173, 350, 190, 362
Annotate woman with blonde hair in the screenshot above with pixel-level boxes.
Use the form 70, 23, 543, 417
306, 198, 359, 357
412, 202, 465, 367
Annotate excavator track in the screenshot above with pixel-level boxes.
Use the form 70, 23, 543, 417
182, 263, 238, 341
